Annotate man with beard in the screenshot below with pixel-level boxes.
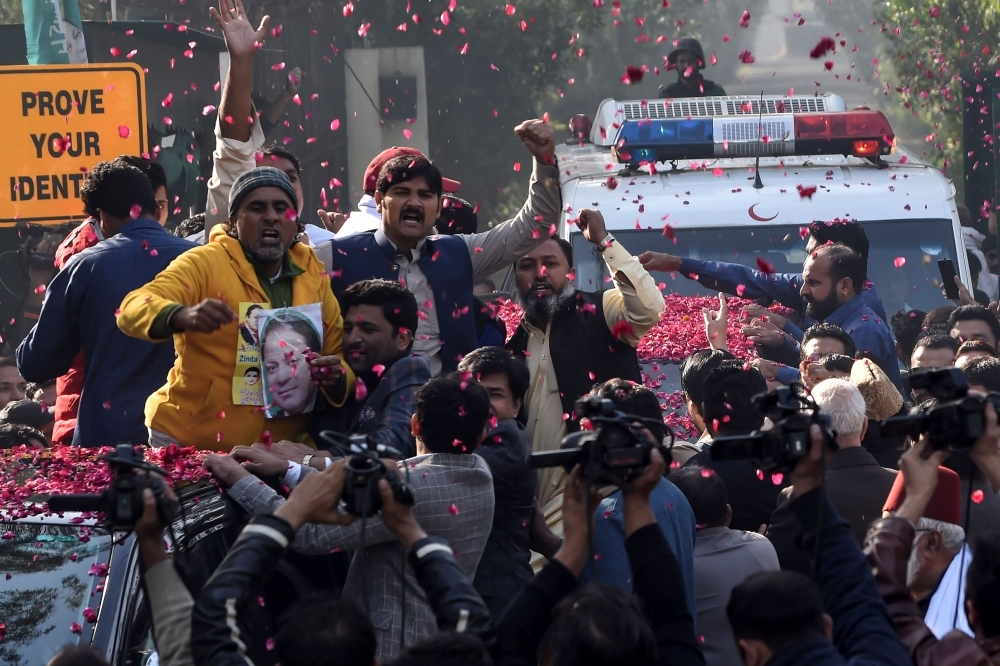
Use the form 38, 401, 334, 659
506, 209, 665, 527
118, 167, 351, 450
797, 243, 900, 390
658, 37, 727, 99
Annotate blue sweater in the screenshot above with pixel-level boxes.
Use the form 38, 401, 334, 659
17, 219, 194, 446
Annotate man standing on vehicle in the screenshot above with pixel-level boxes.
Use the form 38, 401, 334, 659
318, 121, 561, 376
658, 37, 727, 99
506, 209, 665, 529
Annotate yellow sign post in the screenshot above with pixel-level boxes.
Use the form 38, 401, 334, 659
0, 63, 147, 227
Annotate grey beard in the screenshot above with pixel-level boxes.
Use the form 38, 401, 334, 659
243, 239, 287, 265
515, 281, 576, 321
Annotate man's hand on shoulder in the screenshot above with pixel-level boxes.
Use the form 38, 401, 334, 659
514, 119, 556, 165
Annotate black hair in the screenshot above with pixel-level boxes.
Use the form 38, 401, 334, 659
670, 466, 728, 528
118, 155, 168, 194
967, 533, 1000, 637
0, 422, 46, 449
260, 313, 321, 354
339, 278, 420, 350
962, 357, 1000, 392
800, 322, 857, 361
727, 570, 827, 653
679, 349, 734, 413
701, 361, 767, 436
46, 647, 111, 666
174, 212, 206, 238
814, 243, 867, 296
912, 333, 960, 357
984, 235, 997, 254
968, 250, 983, 277
416, 374, 491, 453
377, 156, 443, 196
274, 592, 376, 666
923, 305, 956, 328
244, 367, 261, 377
892, 309, 926, 362
947, 305, 1000, 344
550, 236, 575, 268
437, 196, 479, 235
260, 141, 301, 174
80, 158, 157, 219
458, 347, 530, 405
548, 584, 656, 666
820, 353, 855, 374
0, 357, 16, 370
808, 220, 870, 262
587, 378, 667, 444
956, 339, 1000, 360
386, 631, 492, 666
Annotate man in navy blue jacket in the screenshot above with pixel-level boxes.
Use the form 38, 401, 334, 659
17, 159, 194, 447
316, 120, 561, 376
725, 423, 911, 666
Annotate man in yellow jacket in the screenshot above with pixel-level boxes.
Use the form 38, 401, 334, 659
118, 167, 350, 450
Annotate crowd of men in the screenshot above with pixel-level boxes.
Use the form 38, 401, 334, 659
15, 3, 1000, 666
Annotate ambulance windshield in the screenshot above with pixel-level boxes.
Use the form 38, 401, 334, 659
572, 218, 960, 317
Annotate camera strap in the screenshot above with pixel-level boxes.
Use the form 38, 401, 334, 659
952, 459, 977, 632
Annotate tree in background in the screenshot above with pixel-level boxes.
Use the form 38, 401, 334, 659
875, 0, 998, 191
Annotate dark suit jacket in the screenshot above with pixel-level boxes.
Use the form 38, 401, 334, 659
768, 445, 897, 573
682, 447, 788, 533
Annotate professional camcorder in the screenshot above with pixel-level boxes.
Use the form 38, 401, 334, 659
528, 395, 674, 490
710, 384, 838, 472
322, 432, 414, 518
881, 367, 1000, 450
47, 444, 179, 531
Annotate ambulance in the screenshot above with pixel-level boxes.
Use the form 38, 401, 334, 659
557, 93, 969, 309
538, 94, 970, 401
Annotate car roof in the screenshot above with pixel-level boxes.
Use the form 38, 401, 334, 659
556, 143, 957, 232
2, 506, 98, 527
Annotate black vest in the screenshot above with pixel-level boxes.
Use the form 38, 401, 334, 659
507, 291, 642, 430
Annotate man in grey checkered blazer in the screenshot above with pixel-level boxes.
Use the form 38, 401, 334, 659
211, 374, 496, 661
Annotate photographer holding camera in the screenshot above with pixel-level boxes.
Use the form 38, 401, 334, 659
191, 459, 493, 666
867, 426, 1000, 664
725, 423, 911, 666
493, 448, 703, 666
202, 374, 495, 660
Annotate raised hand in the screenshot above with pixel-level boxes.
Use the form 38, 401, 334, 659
514, 119, 556, 164
703, 292, 729, 351
210, 0, 270, 60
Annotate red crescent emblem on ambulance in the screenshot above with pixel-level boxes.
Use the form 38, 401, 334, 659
748, 204, 778, 221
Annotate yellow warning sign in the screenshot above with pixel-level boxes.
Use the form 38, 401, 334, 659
0, 63, 147, 226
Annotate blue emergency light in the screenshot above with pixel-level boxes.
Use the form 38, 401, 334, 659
612, 110, 894, 166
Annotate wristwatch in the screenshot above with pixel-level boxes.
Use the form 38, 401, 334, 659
302, 454, 314, 468
597, 233, 616, 251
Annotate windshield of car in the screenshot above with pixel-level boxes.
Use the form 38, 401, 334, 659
0, 522, 112, 666
572, 218, 960, 317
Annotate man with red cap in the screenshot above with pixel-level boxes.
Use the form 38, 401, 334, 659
329, 147, 461, 239
880, 455, 972, 638
868, 426, 1000, 664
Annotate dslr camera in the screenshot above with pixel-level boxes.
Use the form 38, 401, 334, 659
881, 367, 1000, 450
322, 432, 414, 518
528, 395, 674, 490
47, 444, 179, 531
710, 384, 837, 472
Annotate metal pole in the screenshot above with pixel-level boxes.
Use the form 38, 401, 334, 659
110, 0, 117, 21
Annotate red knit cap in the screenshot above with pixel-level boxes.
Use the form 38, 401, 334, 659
882, 465, 962, 526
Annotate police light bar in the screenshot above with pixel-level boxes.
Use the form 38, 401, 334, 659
611, 110, 895, 166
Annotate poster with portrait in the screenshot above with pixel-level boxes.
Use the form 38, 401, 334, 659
232, 301, 269, 406
258, 303, 324, 419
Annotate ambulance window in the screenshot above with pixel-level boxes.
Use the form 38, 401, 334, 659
570, 218, 959, 316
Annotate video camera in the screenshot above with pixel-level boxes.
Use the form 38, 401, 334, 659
881, 367, 1000, 450
528, 395, 674, 490
47, 444, 179, 531
710, 384, 838, 472
320, 432, 414, 518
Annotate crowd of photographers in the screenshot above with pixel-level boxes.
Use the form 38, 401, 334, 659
9, 2, 1000, 666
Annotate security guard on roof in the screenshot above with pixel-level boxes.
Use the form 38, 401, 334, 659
659, 37, 727, 99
